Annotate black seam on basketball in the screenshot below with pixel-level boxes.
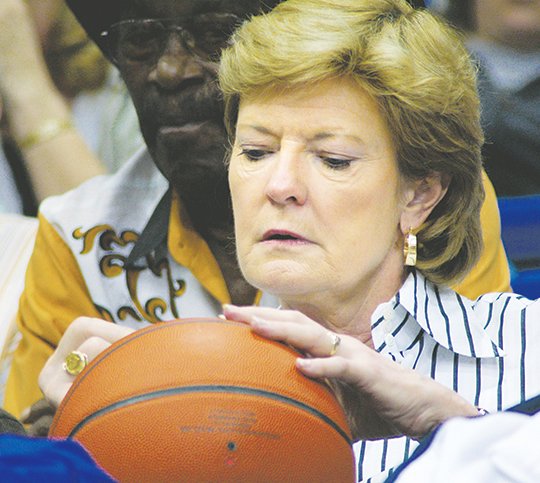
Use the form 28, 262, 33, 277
54, 320, 247, 429
67, 385, 352, 445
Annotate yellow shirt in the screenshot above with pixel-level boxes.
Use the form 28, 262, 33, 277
453, 172, 511, 298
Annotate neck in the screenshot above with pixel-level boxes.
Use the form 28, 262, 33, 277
180, 200, 256, 306
181, 185, 234, 237
280, 260, 409, 349
205, 231, 257, 306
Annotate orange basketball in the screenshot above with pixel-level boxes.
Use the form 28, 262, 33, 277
49, 318, 355, 482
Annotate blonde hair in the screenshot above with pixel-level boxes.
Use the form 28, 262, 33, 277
219, 0, 485, 286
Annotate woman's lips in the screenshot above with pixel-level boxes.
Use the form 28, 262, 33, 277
261, 229, 310, 244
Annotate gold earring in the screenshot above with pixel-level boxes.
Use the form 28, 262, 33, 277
403, 228, 417, 267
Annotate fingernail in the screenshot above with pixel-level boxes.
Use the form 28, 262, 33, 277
296, 358, 311, 369
217, 314, 227, 320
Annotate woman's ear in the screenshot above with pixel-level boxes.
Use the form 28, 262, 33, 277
399, 173, 449, 234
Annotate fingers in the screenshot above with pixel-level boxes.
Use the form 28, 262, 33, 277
223, 304, 357, 359
225, 306, 330, 357
296, 355, 364, 383
223, 304, 308, 324
256, 317, 345, 358
54, 317, 134, 359
72, 335, 115, 366
39, 317, 134, 409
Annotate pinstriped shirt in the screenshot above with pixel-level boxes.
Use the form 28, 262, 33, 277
354, 270, 540, 482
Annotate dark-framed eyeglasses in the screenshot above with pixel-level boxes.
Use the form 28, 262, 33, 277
100, 13, 243, 65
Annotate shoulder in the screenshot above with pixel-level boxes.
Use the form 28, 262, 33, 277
389, 409, 539, 483
474, 291, 537, 313
471, 291, 540, 343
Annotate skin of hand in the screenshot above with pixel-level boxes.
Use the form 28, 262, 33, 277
0, 0, 60, 120
38, 317, 134, 409
0, 0, 106, 201
222, 304, 479, 441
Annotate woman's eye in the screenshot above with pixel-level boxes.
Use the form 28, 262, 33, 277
238, 148, 270, 161
321, 156, 353, 170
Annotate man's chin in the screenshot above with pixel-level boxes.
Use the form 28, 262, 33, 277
150, 121, 229, 192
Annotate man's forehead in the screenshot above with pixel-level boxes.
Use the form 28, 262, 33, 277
127, 0, 278, 18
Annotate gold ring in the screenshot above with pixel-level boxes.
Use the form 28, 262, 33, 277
63, 350, 88, 376
328, 332, 341, 356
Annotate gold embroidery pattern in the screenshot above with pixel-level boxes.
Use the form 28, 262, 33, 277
95, 304, 114, 322
73, 225, 186, 324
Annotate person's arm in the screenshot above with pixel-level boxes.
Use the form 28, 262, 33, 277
222, 305, 479, 442
387, 409, 540, 483
4, 213, 103, 418
0, 0, 105, 202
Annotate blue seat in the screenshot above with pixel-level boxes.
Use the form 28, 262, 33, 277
498, 195, 540, 299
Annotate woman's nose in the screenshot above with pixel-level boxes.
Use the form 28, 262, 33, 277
265, 155, 308, 206
151, 35, 205, 91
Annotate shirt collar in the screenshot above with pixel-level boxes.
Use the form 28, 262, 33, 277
124, 186, 231, 303
125, 186, 270, 305
125, 187, 171, 270
372, 270, 504, 358
167, 192, 231, 303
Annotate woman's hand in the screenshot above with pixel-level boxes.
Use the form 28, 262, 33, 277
38, 317, 134, 409
222, 305, 478, 441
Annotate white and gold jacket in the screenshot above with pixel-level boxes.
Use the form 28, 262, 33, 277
5, 148, 276, 415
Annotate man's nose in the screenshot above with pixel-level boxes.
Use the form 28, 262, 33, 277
150, 35, 205, 90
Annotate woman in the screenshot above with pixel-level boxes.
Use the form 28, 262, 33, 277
217, 0, 540, 480
38, 0, 540, 481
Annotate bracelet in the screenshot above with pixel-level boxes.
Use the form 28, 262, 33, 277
18, 119, 73, 150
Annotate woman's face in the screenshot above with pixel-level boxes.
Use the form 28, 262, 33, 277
229, 78, 419, 308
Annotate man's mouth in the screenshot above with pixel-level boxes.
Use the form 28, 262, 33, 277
159, 122, 209, 135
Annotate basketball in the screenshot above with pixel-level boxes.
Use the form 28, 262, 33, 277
49, 318, 355, 482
